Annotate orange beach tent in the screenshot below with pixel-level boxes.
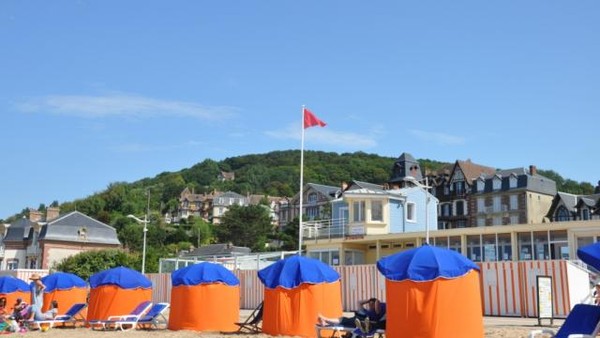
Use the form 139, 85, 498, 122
258, 255, 342, 338
0, 276, 30, 310
377, 244, 484, 338
41, 272, 87, 315
86, 266, 152, 321
168, 262, 240, 332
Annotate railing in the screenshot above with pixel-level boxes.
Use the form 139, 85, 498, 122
302, 218, 353, 240
0, 245, 4, 258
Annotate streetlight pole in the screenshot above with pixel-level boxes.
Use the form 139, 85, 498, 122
128, 190, 150, 274
127, 214, 148, 274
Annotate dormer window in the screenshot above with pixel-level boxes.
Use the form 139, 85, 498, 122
308, 192, 318, 204
477, 179, 485, 192
78, 227, 87, 241
492, 176, 502, 191
509, 175, 517, 189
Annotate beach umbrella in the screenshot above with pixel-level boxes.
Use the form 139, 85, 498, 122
377, 244, 484, 338
87, 266, 152, 321
258, 255, 342, 337
577, 242, 600, 271
0, 276, 30, 310
168, 262, 240, 332
41, 272, 88, 314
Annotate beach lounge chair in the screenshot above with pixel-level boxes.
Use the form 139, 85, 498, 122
232, 302, 263, 334
25, 302, 88, 330
135, 302, 170, 330
315, 324, 385, 338
529, 303, 600, 338
88, 300, 153, 331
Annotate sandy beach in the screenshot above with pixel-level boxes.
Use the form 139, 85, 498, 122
13, 316, 563, 337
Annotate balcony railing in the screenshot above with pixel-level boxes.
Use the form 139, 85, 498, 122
302, 218, 354, 240
0, 245, 4, 258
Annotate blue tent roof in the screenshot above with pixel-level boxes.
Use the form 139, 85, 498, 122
171, 262, 240, 287
258, 255, 340, 289
89, 266, 152, 289
377, 245, 480, 282
0, 276, 30, 293
42, 272, 87, 292
577, 242, 600, 271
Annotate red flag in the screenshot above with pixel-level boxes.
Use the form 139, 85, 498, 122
303, 108, 326, 129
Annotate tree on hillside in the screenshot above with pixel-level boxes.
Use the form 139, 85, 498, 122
215, 205, 273, 251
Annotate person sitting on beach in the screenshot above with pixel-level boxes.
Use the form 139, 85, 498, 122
11, 298, 28, 322
318, 298, 386, 330
41, 300, 59, 320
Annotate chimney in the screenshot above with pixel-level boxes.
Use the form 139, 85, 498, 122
46, 207, 60, 221
529, 165, 537, 176
29, 209, 42, 222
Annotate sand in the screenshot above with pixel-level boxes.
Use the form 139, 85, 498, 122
14, 320, 559, 337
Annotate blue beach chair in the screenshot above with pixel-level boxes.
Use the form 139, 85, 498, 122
529, 303, 600, 338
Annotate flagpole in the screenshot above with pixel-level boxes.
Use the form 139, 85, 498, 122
298, 105, 305, 255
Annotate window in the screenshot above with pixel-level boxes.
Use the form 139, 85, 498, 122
467, 235, 482, 262
493, 196, 501, 212
455, 181, 464, 195
371, 200, 383, 222
477, 217, 486, 227
477, 179, 485, 192
353, 201, 365, 222
509, 175, 517, 188
510, 215, 519, 224
583, 209, 590, 220
550, 230, 569, 259
533, 231, 549, 260
455, 200, 465, 216
482, 234, 497, 262
556, 206, 570, 221
497, 233, 512, 261
493, 177, 501, 190
344, 250, 365, 265
308, 192, 318, 204
510, 195, 518, 210
306, 206, 319, 220
477, 198, 485, 213
7, 259, 18, 270
518, 232, 533, 260
406, 202, 416, 222
492, 216, 502, 226
308, 249, 341, 265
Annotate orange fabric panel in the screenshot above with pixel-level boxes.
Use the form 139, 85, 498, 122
168, 283, 239, 332
87, 285, 152, 321
386, 270, 484, 338
0, 291, 30, 313
262, 281, 342, 338
43, 288, 88, 319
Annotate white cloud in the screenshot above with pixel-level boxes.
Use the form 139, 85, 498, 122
409, 129, 465, 146
265, 124, 378, 149
16, 93, 237, 120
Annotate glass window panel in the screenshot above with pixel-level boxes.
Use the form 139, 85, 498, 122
518, 232, 533, 260
371, 200, 383, 222
482, 234, 497, 262
497, 233, 512, 261
434, 237, 448, 248
533, 231, 549, 260
466, 235, 481, 262
449, 236, 462, 253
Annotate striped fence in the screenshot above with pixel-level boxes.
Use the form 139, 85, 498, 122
3, 260, 590, 318
147, 260, 590, 318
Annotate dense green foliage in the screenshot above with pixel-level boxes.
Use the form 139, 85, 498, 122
52, 249, 136, 280
4, 150, 596, 273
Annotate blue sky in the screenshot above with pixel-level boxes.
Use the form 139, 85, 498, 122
1, 1, 599, 219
